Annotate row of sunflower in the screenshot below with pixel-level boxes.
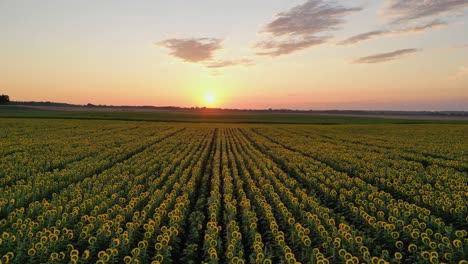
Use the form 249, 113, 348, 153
202, 129, 224, 264
229, 129, 315, 263
0, 121, 145, 188
122, 128, 214, 264
274, 127, 467, 228
243, 128, 467, 263
233, 129, 386, 264
221, 129, 246, 264
0, 127, 211, 263
300, 125, 467, 169
225, 129, 272, 264
0, 126, 180, 219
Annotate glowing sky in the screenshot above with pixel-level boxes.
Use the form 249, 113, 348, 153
1, 0, 468, 110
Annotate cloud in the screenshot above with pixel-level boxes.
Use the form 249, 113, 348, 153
352, 48, 419, 64
450, 66, 468, 80
262, 0, 361, 37
385, 0, 468, 23
338, 20, 447, 46
205, 59, 254, 68
397, 20, 448, 33
256, 36, 330, 56
453, 43, 468, 49
159, 38, 251, 69
159, 38, 222, 62
256, 0, 361, 56
338, 30, 388, 46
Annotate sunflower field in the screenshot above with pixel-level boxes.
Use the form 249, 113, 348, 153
0, 119, 466, 264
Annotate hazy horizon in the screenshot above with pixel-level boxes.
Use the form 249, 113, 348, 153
10, 97, 468, 112
2, 1, 468, 111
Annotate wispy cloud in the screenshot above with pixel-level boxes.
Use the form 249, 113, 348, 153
397, 20, 448, 33
338, 30, 388, 46
205, 59, 254, 68
352, 48, 419, 64
338, 20, 447, 46
257, 0, 361, 56
453, 43, 468, 49
159, 38, 222, 62
256, 37, 329, 56
450, 66, 468, 80
338, 1, 467, 46
385, 0, 468, 23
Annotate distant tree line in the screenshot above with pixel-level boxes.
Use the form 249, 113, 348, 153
0, 94, 10, 105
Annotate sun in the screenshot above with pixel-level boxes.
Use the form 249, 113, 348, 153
204, 92, 216, 105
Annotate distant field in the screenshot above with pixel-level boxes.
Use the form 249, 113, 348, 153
1, 105, 467, 124
0, 119, 467, 263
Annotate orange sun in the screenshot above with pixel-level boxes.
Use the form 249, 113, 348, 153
204, 92, 216, 106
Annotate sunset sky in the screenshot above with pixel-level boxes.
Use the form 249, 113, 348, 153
1, 0, 468, 110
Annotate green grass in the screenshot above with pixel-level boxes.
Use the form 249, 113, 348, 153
0, 105, 466, 124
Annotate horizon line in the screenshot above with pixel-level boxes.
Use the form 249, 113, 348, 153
6, 100, 468, 114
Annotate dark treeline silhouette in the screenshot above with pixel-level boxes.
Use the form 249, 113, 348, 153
0, 95, 10, 105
